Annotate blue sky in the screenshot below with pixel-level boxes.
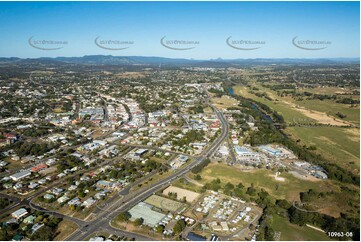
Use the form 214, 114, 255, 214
0, 1, 359, 59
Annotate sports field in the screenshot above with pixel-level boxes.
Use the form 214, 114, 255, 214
144, 195, 187, 213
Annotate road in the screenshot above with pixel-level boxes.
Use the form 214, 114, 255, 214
120, 144, 197, 158
66, 104, 229, 241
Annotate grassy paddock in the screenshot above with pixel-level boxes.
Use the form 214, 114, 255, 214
272, 214, 331, 241
286, 126, 360, 172
198, 163, 330, 201
54, 219, 79, 241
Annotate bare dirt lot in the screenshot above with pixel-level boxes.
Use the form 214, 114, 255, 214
163, 185, 201, 203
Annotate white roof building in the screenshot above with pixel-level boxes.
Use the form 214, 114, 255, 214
10, 170, 31, 181
11, 208, 28, 219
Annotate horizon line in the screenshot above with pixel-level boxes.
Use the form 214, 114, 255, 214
1, 55, 360, 61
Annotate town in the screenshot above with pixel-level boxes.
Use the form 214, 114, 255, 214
0, 58, 359, 241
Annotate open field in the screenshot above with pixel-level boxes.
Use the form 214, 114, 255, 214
199, 163, 358, 218
233, 86, 316, 124
198, 163, 330, 202
172, 178, 205, 193
234, 85, 354, 126
144, 194, 187, 213
287, 126, 360, 172
211, 95, 239, 109
162, 185, 200, 202
294, 99, 360, 125
301, 86, 356, 95
54, 219, 79, 241
272, 215, 331, 241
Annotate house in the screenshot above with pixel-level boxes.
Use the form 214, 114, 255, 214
11, 208, 28, 219
68, 185, 78, 191
31, 223, 44, 234
94, 191, 107, 200
95, 180, 114, 190
89, 237, 105, 241
13, 183, 23, 190
57, 195, 69, 204
6, 218, 18, 224
50, 188, 64, 196
129, 149, 148, 160
45, 159, 56, 166
220, 221, 229, 231
28, 182, 39, 189
82, 197, 96, 208
23, 215, 36, 224
38, 179, 46, 185
31, 163, 47, 172
44, 194, 55, 200
10, 170, 31, 181
11, 234, 23, 241
67, 197, 81, 206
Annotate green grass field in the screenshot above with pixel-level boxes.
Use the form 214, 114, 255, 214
199, 163, 331, 201
272, 215, 332, 241
295, 99, 360, 125
287, 126, 360, 172
233, 85, 317, 124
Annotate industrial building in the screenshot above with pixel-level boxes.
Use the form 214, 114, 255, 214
128, 202, 166, 227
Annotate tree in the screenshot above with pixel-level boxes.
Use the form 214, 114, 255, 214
31, 226, 54, 241
134, 217, 144, 226
276, 199, 291, 210
173, 219, 186, 234
194, 174, 202, 180
264, 226, 275, 240
156, 224, 165, 233
46, 216, 62, 228
118, 211, 131, 222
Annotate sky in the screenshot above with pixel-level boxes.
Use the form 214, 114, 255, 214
0, 1, 359, 59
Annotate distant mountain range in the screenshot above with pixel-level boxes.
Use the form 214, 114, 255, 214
0, 55, 359, 66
